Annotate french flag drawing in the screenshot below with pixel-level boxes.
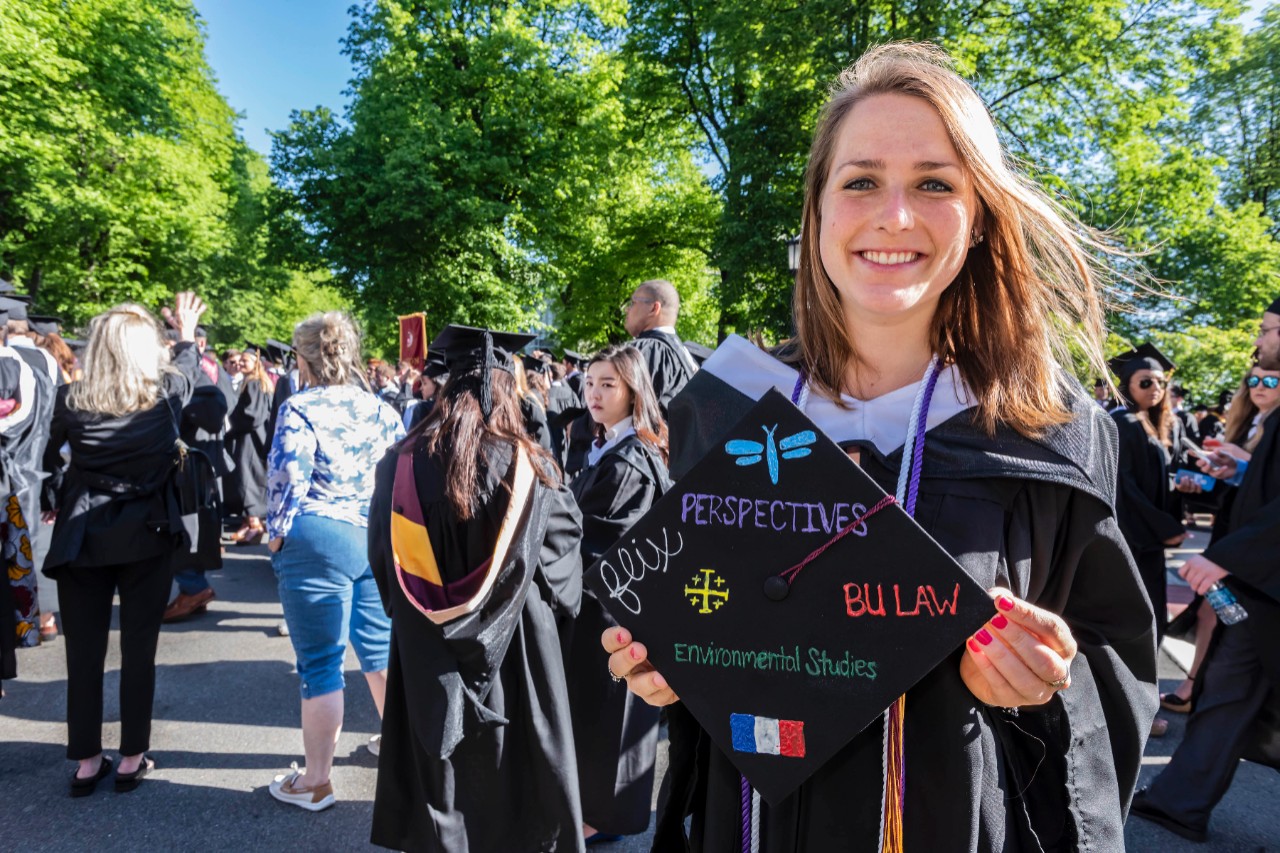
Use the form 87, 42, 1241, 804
730, 713, 806, 758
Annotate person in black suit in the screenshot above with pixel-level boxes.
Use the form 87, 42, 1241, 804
622, 279, 699, 418
43, 292, 207, 795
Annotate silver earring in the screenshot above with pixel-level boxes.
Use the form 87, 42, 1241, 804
970, 231, 985, 247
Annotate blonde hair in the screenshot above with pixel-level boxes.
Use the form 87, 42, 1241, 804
67, 304, 172, 417
292, 311, 369, 389
788, 42, 1113, 437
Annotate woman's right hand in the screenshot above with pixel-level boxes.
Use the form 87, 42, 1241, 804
602, 627, 680, 707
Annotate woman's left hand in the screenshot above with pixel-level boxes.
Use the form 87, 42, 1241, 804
268, 537, 283, 553
960, 587, 1078, 708
161, 291, 207, 343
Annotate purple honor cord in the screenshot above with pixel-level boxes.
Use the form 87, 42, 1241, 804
740, 360, 942, 852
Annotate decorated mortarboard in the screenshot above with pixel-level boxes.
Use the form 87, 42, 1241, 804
684, 341, 714, 365
583, 389, 993, 805
0, 296, 28, 321
1108, 341, 1174, 381
27, 315, 61, 336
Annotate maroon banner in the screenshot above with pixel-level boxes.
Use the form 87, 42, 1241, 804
399, 313, 427, 370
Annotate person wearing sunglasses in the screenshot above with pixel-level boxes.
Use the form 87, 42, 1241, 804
1108, 343, 1186, 698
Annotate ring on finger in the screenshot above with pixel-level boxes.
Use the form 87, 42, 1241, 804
608, 664, 625, 684
1045, 676, 1069, 690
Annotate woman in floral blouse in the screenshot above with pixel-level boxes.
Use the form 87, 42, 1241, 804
264, 311, 404, 812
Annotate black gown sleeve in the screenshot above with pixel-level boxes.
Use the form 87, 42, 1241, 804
368, 450, 398, 616
532, 468, 584, 622
572, 452, 660, 566
1111, 413, 1182, 548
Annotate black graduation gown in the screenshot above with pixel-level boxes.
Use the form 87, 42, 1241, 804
1110, 410, 1183, 638
368, 439, 586, 853
520, 392, 555, 453
546, 383, 581, 465
43, 344, 201, 574
566, 434, 669, 833
630, 330, 697, 418
655, 371, 1156, 852
224, 379, 271, 517
1199, 407, 1280, 768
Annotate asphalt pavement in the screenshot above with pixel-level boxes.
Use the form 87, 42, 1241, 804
1, 532, 1275, 851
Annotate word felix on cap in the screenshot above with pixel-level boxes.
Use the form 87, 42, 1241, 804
725, 425, 817, 485
844, 582, 962, 618
685, 568, 728, 614
731, 714, 806, 758
680, 492, 873, 536
598, 527, 684, 615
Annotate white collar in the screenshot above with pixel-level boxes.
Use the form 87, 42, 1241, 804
700, 334, 974, 456
652, 325, 677, 336
587, 416, 635, 466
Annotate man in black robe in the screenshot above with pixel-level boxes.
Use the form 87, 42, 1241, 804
623, 279, 699, 418
1132, 298, 1280, 842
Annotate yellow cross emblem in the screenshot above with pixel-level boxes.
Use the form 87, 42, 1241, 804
685, 568, 729, 614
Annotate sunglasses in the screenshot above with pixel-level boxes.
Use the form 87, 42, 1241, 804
1137, 377, 1168, 390
1247, 375, 1280, 389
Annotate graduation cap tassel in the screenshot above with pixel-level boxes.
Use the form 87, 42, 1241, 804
480, 331, 495, 422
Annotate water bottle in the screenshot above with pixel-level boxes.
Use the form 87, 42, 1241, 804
1205, 582, 1248, 625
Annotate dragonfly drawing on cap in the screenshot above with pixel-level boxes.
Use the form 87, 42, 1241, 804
725, 425, 817, 485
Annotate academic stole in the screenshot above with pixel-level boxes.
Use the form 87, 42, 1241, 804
737, 361, 941, 853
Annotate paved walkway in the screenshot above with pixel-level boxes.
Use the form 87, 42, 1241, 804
1, 532, 1275, 851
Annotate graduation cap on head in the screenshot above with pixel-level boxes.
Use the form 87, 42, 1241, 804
242, 341, 265, 358
685, 341, 714, 365
583, 389, 993, 805
563, 349, 585, 366
265, 339, 294, 365
423, 352, 449, 380
28, 315, 61, 336
0, 296, 28, 322
65, 337, 86, 354
1108, 341, 1174, 383
429, 324, 535, 421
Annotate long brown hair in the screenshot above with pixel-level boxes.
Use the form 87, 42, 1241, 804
787, 42, 1114, 437
1222, 367, 1280, 452
399, 368, 557, 520
239, 350, 273, 393
587, 344, 669, 464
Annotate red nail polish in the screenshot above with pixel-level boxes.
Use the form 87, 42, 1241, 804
616, 631, 626, 645
997, 596, 1015, 612
991, 614, 1008, 630
975, 629, 993, 646
630, 646, 641, 660
967, 638, 982, 654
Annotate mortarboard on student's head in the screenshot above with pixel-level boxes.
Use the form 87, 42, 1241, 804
562, 349, 585, 367
0, 296, 29, 322
28, 315, 61, 336
266, 338, 294, 365
422, 351, 449, 380
242, 341, 265, 358
1108, 341, 1174, 384
194, 326, 209, 339
583, 389, 993, 804
429, 324, 534, 420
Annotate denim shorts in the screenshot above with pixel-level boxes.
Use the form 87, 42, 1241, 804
271, 514, 390, 699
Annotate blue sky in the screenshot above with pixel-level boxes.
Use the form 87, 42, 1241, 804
195, 0, 354, 156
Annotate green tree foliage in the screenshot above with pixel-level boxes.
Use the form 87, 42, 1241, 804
271, 0, 719, 355
0, 0, 289, 331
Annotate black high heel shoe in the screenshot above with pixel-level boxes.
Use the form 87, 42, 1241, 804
114, 755, 154, 793
69, 756, 113, 798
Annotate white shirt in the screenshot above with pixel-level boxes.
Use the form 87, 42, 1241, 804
700, 335, 974, 456
587, 416, 635, 467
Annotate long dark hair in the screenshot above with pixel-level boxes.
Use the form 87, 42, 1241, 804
1121, 373, 1174, 448
398, 369, 557, 520
587, 344, 669, 464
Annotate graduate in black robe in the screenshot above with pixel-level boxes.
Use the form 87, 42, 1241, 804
224, 349, 273, 534
1108, 343, 1185, 641
622, 280, 699, 418
368, 326, 585, 853
602, 47, 1155, 852
565, 345, 670, 839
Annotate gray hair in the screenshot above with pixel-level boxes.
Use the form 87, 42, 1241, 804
292, 311, 369, 389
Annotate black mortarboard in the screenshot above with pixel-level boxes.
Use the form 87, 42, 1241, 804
430, 324, 535, 420
195, 326, 209, 338
563, 350, 585, 366
423, 352, 449, 380
583, 389, 993, 804
0, 297, 28, 321
1108, 341, 1174, 383
266, 338, 294, 364
65, 337, 86, 354
0, 278, 17, 295
28, 315, 61, 336
685, 341, 714, 365
243, 341, 265, 357
1268, 295, 1280, 315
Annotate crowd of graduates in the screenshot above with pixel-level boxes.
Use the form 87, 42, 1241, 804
3, 41, 1280, 853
